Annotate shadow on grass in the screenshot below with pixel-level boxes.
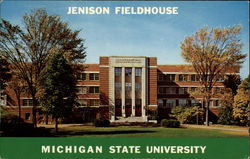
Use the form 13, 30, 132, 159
55, 130, 157, 137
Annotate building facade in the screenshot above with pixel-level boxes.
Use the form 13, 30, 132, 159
1, 56, 239, 123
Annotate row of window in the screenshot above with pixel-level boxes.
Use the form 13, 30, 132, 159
158, 87, 224, 95
77, 73, 99, 81
158, 99, 221, 107
158, 74, 224, 82
77, 99, 99, 106
77, 86, 99, 94
115, 67, 142, 77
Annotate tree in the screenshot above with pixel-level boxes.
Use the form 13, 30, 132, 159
181, 25, 246, 126
38, 53, 77, 132
218, 88, 234, 125
233, 76, 249, 126
0, 9, 86, 126
223, 75, 241, 96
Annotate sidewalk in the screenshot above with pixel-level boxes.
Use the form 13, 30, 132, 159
182, 124, 249, 133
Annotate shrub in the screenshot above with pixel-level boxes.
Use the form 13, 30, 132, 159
0, 113, 35, 136
170, 106, 204, 124
218, 106, 234, 125
161, 119, 180, 128
94, 118, 110, 127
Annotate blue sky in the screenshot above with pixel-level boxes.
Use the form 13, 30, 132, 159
1, 1, 249, 78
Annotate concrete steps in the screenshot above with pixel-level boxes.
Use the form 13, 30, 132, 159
112, 117, 146, 123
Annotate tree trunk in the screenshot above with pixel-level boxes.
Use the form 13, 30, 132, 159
45, 114, 49, 125
18, 97, 21, 119
55, 117, 58, 133
32, 96, 37, 127
205, 99, 210, 126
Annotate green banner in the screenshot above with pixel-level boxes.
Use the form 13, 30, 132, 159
0, 138, 248, 159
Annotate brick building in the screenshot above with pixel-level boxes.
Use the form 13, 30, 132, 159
1, 56, 239, 123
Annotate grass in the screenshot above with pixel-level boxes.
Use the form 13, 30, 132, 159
41, 124, 248, 138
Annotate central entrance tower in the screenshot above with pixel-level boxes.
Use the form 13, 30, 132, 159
99, 56, 157, 122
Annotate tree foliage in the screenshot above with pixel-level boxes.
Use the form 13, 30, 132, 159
223, 75, 241, 96
0, 57, 11, 90
233, 76, 249, 126
0, 9, 86, 125
180, 25, 246, 125
38, 53, 77, 132
170, 106, 204, 124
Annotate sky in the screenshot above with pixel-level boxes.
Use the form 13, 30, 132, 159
1, 1, 249, 78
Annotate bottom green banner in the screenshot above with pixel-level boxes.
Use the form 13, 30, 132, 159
0, 137, 248, 159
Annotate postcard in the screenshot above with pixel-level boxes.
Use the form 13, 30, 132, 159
0, 1, 249, 159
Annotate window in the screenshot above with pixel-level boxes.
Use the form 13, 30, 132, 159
135, 83, 141, 90
191, 99, 200, 106
25, 113, 31, 120
115, 68, 122, 77
158, 87, 166, 94
125, 99, 132, 106
0, 92, 7, 106
166, 99, 176, 108
90, 99, 99, 106
125, 83, 132, 90
158, 74, 166, 81
115, 99, 122, 106
23, 99, 33, 106
214, 100, 221, 107
89, 73, 99, 80
135, 68, 142, 77
214, 87, 223, 94
190, 87, 197, 92
166, 74, 176, 82
179, 74, 188, 81
77, 73, 86, 80
115, 83, 121, 89
158, 99, 163, 107
89, 86, 99, 93
217, 76, 224, 82
125, 68, 132, 76
77, 99, 87, 106
166, 87, 176, 94
77, 86, 87, 94
179, 87, 188, 94
191, 74, 199, 81
179, 99, 188, 106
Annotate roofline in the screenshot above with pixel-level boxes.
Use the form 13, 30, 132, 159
100, 56, 157, 58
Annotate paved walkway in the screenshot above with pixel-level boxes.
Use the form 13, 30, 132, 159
182, 124, 249, 133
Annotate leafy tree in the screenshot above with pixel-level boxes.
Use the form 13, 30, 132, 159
233, 76, 249, 126
0, 9, 86, 126
38, 53, 77, 132
181, 25, 246, 126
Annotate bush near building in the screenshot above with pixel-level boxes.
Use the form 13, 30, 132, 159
160, 119, 180, 128
218, 106, 235, 125
94, 118, 110, 127
170, 106, 204, 124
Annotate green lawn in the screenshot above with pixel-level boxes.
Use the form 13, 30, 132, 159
45, 125, 248, 138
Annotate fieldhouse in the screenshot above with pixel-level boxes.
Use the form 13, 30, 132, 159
115, 7, 179, 15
